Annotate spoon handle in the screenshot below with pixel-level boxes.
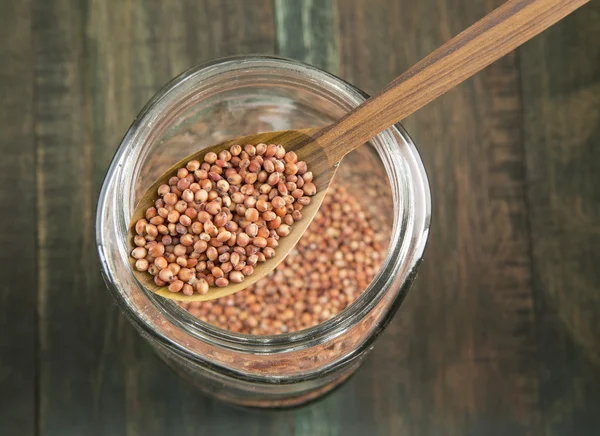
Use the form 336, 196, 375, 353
317, 0, 588, 162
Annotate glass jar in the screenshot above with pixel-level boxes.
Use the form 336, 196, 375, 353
96, 56, 430, 408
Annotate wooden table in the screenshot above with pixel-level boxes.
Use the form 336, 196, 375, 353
1, 0, 599, 434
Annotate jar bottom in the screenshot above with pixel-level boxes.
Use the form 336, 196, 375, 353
159, 342, 362, 408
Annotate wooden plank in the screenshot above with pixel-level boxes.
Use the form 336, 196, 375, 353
520, 3, 600, 435
0, 1, 36, 435
35, 0, 282, 434
34, 0, 129, 433
274, 2, 351, 435
335, 0, 540, 434
116, 2, 286, 433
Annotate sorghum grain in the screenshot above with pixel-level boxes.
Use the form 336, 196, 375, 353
131, 143, 316, 294
180, 182, 385, 334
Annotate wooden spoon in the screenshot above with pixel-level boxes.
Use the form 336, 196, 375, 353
129, 0, 588, 302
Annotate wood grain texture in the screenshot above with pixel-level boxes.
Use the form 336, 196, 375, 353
316, 0, 590, 165
0, 1, 36, 435
520, 3, 600, 434
34, 0, 129, 433
337, 0, 540, 434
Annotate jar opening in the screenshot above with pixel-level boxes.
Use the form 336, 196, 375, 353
97, 56, 430, 360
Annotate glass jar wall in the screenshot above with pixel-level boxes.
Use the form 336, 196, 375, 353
96, 56, 430, 407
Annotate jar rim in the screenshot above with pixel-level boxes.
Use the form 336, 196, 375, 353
96, 55, 430, 366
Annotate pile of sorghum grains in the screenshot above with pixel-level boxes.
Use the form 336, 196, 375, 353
130, 143, 316, 295
180, 182, 385, 335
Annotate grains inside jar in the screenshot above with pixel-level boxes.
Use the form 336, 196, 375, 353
130, 143, 316, 294
180, 182, 385, 335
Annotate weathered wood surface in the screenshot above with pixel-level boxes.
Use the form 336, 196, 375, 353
0, 0, 597, 434
520, 2, 600, 434
0, 0, 36, 435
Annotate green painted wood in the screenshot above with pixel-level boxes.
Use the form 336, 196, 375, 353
336, 0, 540, 434
0, 1, 36, 434
520, 3, 600, 435
275, 0, 339, 74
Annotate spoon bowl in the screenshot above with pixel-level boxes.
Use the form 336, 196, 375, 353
128, 128, 332, 302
